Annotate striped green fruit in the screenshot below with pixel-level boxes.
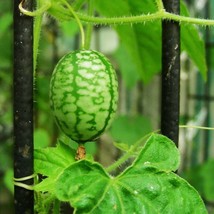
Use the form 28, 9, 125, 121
50, 49, 118, 143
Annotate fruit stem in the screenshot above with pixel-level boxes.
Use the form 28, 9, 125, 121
61, 0, 85, 48
75, 144, 86, 160
85, 0, 94, 49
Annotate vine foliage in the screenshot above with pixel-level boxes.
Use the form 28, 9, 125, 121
34, 134, 207, 213
17, 0, 213, 213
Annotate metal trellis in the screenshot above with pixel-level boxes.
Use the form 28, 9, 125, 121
161, 0, 180, 146
13, 0, 34, 213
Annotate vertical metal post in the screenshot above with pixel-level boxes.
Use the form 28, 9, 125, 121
204, 0, 211, 161
161, 0, 180, 146
13, 0, 34, 213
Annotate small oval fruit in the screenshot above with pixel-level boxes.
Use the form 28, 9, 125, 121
50, 49, 118, 142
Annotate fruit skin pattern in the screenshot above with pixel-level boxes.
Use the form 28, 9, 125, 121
50, 49, 118, 142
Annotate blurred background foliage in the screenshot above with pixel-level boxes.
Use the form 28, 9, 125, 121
1, 0, 214, 213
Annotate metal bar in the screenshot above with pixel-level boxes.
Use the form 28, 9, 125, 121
188, 94, 214, 101
206, 42, 214, 48
161, 0, 180, 146
13, 0, 34, 213
203, 0, 211, 161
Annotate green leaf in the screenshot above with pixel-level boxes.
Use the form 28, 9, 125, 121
110, 115, 152, 146
113, 44, 140, 88
55, 161, 110, 204
34, 141, 76, 177
59, 20, 79, 36
118, 167, 207, 214
133, 134, 180, 172
94, 0, 207, 83
55, 134, 207, 213
34, 176, 56, 192
95, 0, 160, 84
180, 2, 207, 80
34, 141, 76, 192
113, 142, 130, 152
72, 0, 87, 11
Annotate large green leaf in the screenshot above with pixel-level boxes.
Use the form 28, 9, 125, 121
94, 0, 160, 84
34, 139, 95, 192
34, 141, 76, 192
53, 134, 206, 213
94, 0, 207, 85
133, 134, 180, 172
34, 141, 76, 177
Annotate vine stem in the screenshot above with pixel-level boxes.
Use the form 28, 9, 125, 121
19, 0, 51, 16
76, 10, 214, 26
33, 0, 43, 74
77, 11, 163, 25
179, 125, 214, 131
155, 0, 164, 11
19, 2, 214, 27
61, 0, 85, 48
164, 12, 214, 26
